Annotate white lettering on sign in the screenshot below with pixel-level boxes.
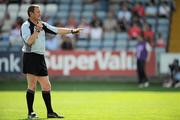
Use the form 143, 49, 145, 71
0, 54, 20, 72
45, 51, 136, 76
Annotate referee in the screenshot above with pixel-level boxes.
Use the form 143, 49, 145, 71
21, 4, 82, 119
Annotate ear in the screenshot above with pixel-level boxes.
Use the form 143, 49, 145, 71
30, 12, 33, 17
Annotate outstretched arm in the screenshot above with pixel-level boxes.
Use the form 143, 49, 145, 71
41, 21, 83, 35
57, 28, 83, 35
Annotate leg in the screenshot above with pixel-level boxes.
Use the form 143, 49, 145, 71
137, 60, 143, 84
38, 76, 51, 91
38, 76, 64, 118
38, 76, 53, 114
26, 74, 37, 115
27, 74, 37, 91
141, 61, 149, 87
141, 61, 148, 83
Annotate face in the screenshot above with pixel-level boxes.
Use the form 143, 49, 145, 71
30, 7, 41, 20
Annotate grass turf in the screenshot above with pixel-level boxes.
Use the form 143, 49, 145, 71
0, 80, 180, 120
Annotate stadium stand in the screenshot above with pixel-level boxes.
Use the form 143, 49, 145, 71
0, 0, 175, 54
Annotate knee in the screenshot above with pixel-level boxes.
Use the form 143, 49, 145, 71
43, 83, 51, 91
28, 82, 36, 91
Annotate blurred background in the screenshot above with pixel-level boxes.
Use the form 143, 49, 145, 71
0, 0, 179, 85
0, 0, 180, 120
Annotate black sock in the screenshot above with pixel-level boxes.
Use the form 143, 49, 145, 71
42, 91, 54, 114
26, 89, 35, 114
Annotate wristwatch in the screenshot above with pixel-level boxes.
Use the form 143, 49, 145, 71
71, 29, 78, 34
35, 28, 40, 32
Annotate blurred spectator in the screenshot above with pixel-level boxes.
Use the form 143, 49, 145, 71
128, 22, 141, 40
54, 20, 64, 27
45, 20, 63, 50
42, 15, 54, 25
117, 17, 129, 32
143, 23, 154, 46
160, 0, 176, 9
67, 14, 78, 28
52, 16, 76, 50
1, 11, 14, 32
103, 11, 118, 32
156, 33, 166, 48
78, 17, 91, 40
46, 35, 61, 50
159, 1, 171, 18
132, 2, 145, 17
117, 2, 132, 22
0, 0, 173, 52
90, 24, 103, 40
66, 14, 78, 40
131, 15, 143, 28
117, 2, 131, 32
145, 1, 157, 17
91, 13, 103, 28
169, 59, 180, 88
9, 17, 24, 46
90, 14, 103, 40
163, 59, 180, 88
61, 35, 75, 50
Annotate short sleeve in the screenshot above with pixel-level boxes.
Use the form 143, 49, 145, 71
42, 22, 58, 34
21, 23, 31, 43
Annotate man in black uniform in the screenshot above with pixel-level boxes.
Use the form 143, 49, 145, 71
21, 4, 82, 119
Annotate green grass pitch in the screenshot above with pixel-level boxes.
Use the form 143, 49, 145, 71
0, 80, 180, 120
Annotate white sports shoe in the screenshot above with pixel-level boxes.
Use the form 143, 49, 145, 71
144, 82, 149, 88
28, 112, 38, 119
174, 82, 180, 88
138, 83, 144, 88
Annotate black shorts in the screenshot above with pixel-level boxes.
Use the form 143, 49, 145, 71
23, 52, 48, 76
